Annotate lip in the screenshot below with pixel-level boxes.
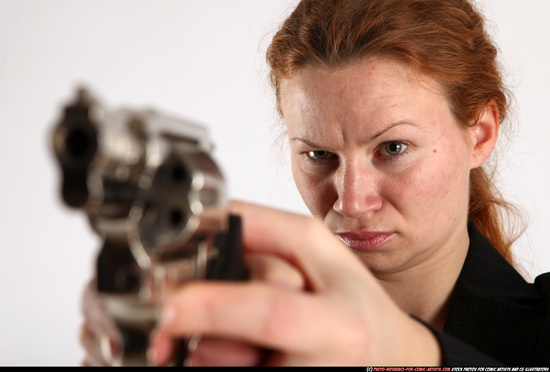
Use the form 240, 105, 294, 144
336, 231, 394, 251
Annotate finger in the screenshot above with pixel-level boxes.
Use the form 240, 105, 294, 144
157, 280, 341, 354
229, 201, 374, 292
147, 331, 176, 366
151, 252, 305, 365
245, 253, 305, 290
189, 337, 265, 366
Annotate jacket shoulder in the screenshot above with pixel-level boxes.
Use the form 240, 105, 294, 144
534, 271, 550, 294
533, 272, 550, 365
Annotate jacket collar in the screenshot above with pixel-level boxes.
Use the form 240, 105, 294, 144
449, 221, 540, 303
443, 221, 546, 365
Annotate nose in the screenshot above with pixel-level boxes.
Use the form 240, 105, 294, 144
332, 161, 383, 218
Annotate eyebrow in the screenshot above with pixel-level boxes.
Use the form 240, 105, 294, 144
290, 121, 420, 147
290, 137, 319, 148
369, 120, 420, 140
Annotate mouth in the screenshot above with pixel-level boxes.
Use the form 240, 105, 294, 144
336, 231, 394, 251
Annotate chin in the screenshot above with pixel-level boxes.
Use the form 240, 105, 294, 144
353, 250, 415, 276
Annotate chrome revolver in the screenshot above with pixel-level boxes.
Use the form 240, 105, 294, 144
51, 87, 247, 365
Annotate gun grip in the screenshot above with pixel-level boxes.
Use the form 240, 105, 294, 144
206, 214, 249, 281
174, 213, 249, 365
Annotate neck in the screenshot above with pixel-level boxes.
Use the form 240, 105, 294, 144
375, 232, 469, 331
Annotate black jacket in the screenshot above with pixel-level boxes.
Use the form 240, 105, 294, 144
431, 222, 550, 366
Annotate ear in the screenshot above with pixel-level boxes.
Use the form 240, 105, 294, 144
469, 101, 499, 169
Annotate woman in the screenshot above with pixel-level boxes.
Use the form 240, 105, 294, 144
82, 0, 550, 366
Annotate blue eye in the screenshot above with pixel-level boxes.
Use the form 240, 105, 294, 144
380, 141, 408, 157
307, 150, 333, 160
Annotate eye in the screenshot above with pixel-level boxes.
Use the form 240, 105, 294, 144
307, 150, 334, 160
379, 141, 408, 157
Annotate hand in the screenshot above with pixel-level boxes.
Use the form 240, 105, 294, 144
151, 201, 442, 366
78, 213, 306, 366
148, 251, 307, 366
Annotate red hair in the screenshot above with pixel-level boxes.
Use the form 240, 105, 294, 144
266, 0, 523, 265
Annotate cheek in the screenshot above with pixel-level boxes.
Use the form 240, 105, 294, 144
291, 162, 334, 218
391, 147, 470, 221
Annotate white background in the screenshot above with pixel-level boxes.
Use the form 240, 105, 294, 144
1, 0, 549, 366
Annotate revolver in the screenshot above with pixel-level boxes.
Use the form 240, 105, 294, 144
51, 87, 248, 365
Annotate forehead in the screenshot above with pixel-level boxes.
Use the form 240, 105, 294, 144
279, 58, 451, 134
280, 57, 442, 106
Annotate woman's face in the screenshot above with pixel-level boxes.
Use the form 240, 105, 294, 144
280, 57, 481, 275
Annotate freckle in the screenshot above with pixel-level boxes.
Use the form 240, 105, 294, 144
433, 149, 437, 153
